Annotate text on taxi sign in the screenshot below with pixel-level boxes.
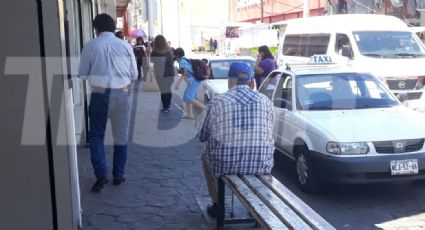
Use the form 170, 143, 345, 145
311, 55, 333, 64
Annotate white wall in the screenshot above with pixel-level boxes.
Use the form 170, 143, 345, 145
98, 0, 117, 19
160, 0, 191, 53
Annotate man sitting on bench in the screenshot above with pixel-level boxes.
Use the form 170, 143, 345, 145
196, 62, 275, 218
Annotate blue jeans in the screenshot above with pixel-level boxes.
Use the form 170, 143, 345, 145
183, 77, 201, 103
89, 90, 130, 179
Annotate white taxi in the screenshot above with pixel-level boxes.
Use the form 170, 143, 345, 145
260, 56, 425, 192
201, 56, 255, 103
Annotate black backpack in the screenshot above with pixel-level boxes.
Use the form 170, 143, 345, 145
189, 59, 209, 81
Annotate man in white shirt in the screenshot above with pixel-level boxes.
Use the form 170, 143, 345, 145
79, 13, 138, 192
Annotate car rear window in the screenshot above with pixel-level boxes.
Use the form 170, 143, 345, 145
210, 59, 255, 79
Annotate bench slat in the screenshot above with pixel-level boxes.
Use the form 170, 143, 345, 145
259, 175, 336, 230
223, 175, 289, 230
242, 175, 313, 230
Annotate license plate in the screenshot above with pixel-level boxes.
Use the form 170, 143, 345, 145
390, 159, 419, 175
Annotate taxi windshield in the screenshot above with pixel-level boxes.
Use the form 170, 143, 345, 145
296, 73, 399, 111
210, 59, 255, 79
353, 31, 425, 58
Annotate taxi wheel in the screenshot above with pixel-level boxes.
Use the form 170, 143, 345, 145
295, 147, 322, 193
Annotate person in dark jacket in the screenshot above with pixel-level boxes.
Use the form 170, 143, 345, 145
133, 36, 147, 80
150, 35, 175, 112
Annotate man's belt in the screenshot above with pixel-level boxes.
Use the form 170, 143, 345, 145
91, 86, 129, 93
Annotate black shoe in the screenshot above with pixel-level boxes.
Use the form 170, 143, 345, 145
161, 108, 170, 113
113, 177, 126, 185
207, 203, 217, 219
91, 176, 109, 192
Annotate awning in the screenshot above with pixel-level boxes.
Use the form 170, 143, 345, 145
98, 0, 117, 19
116, 0, 132, 17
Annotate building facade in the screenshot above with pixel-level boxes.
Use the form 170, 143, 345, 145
324, 0, 425, 26
229, 0, 326, 23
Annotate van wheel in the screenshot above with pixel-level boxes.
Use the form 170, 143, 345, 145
295, 147, 322, 192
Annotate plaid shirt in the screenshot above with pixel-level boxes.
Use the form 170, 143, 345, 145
196, 85, 275, 177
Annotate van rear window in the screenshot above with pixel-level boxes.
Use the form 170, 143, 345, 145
282, 34, 330, 57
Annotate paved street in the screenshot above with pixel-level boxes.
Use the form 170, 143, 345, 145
272, 154, 425, 230
77, 80, 425, 230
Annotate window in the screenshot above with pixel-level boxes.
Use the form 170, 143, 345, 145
353, 31, 425, 57
259, 72, 281, 100
210, 59, 255, 79
295, 73, 399, 110
335, 34, 350, 52
335, 33, 353, 59
282, 34, 330, 57
306, 34, 330, 56
273, 74, 293, 109
282, 35, 303, 56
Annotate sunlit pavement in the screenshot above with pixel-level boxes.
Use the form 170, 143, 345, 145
77, 79, 251, 229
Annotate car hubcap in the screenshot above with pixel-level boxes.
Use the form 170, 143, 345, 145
297, 154, 308, 185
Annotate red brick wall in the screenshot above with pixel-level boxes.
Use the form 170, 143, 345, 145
229, 0, 325, 23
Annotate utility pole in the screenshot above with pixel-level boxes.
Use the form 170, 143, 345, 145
147, 0, 154, 39
134, 0, 143, 30
134, 1, 138, 29
261, 0, 264, 22
177, 0, 181, 46
159, 0, 163, 34
303, 0, 310, 18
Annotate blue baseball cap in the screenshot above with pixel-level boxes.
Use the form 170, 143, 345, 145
228, 62, 253, 82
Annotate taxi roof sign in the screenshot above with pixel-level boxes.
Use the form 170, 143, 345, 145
285, 55, 345, 71
309, 55, 334, 64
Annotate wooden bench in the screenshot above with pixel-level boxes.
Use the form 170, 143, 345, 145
216, 175, 335, 230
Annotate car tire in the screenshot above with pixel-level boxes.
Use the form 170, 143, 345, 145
295, 146, 322, 193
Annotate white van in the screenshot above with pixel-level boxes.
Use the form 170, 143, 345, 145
276, 14, 425, 111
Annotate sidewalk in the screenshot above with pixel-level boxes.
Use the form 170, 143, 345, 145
77, 82, 251, 230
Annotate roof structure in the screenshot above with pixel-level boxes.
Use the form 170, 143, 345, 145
116, 0, 132, 17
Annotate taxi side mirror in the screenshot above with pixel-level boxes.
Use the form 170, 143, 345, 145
341, 45, 353, 59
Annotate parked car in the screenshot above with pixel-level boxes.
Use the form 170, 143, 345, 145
259, 56, 425, 192
200, 56, 255, 103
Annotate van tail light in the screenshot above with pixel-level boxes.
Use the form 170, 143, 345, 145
416, 76, 425, 89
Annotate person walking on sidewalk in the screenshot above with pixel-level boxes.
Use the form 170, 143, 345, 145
78, 13, 138, 192
150, 35, 175, 113
133, 36, 148, 80
195, 62, 275, 218
174, 47, 205, 119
